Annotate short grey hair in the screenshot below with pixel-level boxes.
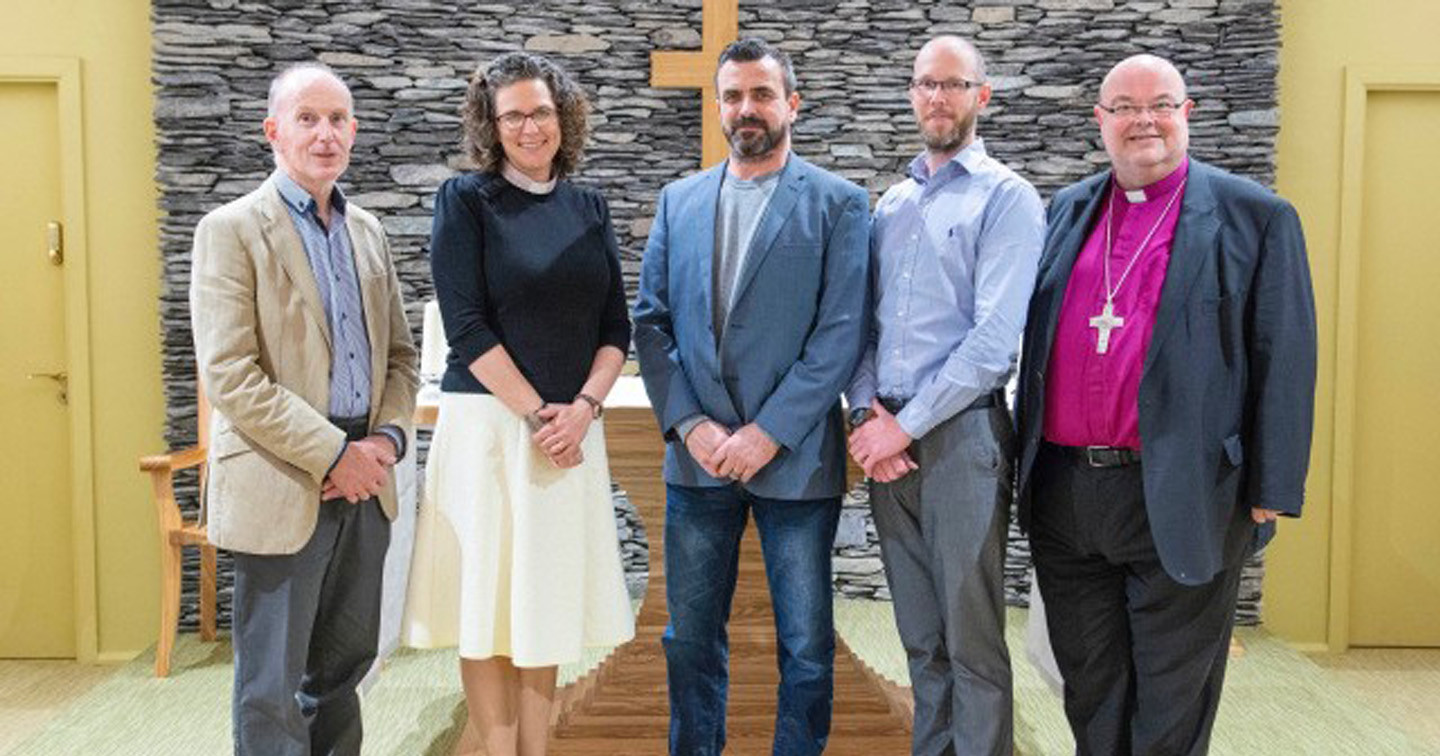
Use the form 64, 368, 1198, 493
266, 62, 352, 117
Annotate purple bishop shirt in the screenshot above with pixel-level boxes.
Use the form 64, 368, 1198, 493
1044, 159, 1189, 449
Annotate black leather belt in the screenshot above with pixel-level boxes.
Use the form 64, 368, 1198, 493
878, 390, 1000, 417
1048, 442, 1141, 468
330, 415, 370, 442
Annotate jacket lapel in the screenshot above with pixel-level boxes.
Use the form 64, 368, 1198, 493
688, 164, 724, 348
256, 180, 332, 349
1143, 160, 1218, 376
729, 154, 805, 310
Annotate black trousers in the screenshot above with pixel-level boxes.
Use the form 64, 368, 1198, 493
1029, 443, 1246, 756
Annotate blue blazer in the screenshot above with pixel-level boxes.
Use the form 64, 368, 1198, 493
1015, 159, 1317, 585
633, 154, 871, 501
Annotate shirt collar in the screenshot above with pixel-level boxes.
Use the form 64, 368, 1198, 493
1112, 156, 1190, 204
908, 138, 988, 185
272, 169, 347, 218
501, 161, 558, 195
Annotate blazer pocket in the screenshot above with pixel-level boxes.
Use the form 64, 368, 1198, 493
212, 427, 253, 460
1222, 433, 1244, 467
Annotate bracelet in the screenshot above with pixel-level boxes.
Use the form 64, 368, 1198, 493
575, 392, 603, 419
524, 402, 548, 432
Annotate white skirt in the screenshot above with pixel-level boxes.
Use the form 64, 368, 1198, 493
401, 392, 635, 666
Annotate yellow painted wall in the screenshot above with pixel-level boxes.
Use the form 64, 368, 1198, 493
1267, 0, 1440, 648
1, 1, 162, 659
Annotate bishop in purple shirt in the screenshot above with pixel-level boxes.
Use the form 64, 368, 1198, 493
1014, 55, 1317, 755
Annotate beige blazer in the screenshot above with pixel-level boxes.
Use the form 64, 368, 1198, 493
190, 176, 420, 555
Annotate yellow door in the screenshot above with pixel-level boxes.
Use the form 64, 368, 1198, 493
1349, 90, 1440, 647
0, 81, 74, 658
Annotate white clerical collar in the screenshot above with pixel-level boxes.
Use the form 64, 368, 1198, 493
1124, 188, 1147, 204
501, 161, 557, 195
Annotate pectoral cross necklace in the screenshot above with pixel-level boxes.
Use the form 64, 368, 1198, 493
1090, 177, 1187, 354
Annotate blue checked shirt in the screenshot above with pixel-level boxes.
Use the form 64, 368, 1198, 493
273, 172, 406, 461
845, 140, 1045, 439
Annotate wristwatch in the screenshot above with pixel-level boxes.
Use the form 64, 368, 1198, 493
848, 406, 874, 428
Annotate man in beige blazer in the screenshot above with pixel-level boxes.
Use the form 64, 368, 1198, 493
189, 63, 418, 756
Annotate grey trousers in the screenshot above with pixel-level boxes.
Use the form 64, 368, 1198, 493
231, 496, 390, 756
871, 403, 1014, 756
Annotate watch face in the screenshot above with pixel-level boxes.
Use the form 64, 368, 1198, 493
849, 407, 871, 426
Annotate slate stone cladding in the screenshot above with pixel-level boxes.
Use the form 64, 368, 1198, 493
153, 0, 1277, 629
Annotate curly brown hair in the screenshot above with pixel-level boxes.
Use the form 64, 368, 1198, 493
461, 52, 590, 178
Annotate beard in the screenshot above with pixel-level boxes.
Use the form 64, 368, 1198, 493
724, 115, 788, 161
918, 108, 979, 154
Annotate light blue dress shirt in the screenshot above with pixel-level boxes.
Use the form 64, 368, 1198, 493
846, 139, 1045, 439
273, 170, 374, 421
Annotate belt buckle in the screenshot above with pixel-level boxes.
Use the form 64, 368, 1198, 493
1084, 446, 1110, 467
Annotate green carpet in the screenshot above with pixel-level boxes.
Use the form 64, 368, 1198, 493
7, 602, 1437, 755
840, 603, 1439, 756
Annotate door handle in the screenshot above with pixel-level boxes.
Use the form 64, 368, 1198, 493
27, 371, 69, 405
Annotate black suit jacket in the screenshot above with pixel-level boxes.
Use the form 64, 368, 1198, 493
1015, 159, 1317, 585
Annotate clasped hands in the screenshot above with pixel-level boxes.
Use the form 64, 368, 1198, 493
322, 434, 399, 503
848, 399, 919, 483
532, 400, 592, 469
685, 421, 779, 483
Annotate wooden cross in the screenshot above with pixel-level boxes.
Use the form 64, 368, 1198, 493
650, 0, 738, 168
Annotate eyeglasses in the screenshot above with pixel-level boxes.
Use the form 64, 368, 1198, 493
908, 78, 985, 95
496, 106, 557, 131
1096, 100, 1186, 119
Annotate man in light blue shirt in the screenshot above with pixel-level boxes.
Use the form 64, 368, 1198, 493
846, 36, 1044, 756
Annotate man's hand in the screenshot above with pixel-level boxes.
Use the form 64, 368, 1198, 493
867, 451, 919, 483
1251, 507, 1281, 524
684, 420, 731, 478
848, 398, 913, 472
321, 436, 395, 503
713, 423, 780, 483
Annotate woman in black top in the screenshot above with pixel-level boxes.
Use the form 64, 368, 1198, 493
408, 52, 634, 756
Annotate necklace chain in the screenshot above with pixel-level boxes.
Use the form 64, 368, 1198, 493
1102, 177, 1187, 305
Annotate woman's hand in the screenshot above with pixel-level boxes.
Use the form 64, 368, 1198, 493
532, 400, 592, 468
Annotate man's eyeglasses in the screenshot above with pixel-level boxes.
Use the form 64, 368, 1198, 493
908, 78, 985, 96
1096, 101, 1187, 119
496, 106, 557, 131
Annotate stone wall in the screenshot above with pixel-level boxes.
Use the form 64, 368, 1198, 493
152, 0, 1280, 628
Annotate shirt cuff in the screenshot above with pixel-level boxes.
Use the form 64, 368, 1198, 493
674, 414, 709, 443
324, 440, 349, 479
376, 425, 406, 461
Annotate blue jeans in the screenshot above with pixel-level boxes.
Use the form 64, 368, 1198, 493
663, 483, 840, 756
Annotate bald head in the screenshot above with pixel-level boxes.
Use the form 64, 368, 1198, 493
267, 63, 352, 118
1099, 54, 1185, 104
916, 35, 987, 81
1094, 54, 1193, 189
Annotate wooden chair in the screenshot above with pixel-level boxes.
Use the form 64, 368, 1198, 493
138, 386, 217, 677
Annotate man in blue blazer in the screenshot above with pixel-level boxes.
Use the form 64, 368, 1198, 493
633, 38, 870, 756
1015, 55, 1316, 755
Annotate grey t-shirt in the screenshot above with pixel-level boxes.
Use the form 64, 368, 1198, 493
713, 167, 782, 340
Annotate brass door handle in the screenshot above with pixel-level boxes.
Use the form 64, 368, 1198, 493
27, 371, 69, 404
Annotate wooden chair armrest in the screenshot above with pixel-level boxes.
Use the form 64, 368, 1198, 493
139, 446, 206, 473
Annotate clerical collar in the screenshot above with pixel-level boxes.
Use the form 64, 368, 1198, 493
501, 161, 557, 195
1115, 157, 1189, 204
